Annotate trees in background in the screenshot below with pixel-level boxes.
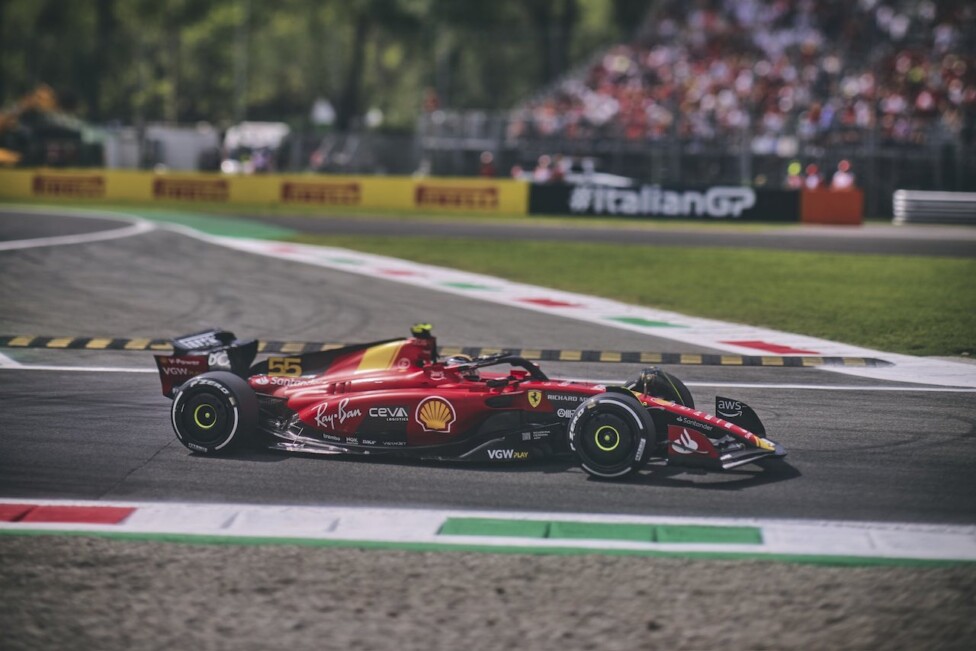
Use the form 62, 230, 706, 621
0, 0, 641, 129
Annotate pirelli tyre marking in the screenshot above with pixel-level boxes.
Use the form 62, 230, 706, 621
0, 335, 893, 368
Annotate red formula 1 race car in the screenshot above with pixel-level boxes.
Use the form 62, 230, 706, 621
155, 325, 786, 479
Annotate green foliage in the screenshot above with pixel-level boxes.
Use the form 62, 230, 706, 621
287, 234, 976, 357
0, 0, 628, 127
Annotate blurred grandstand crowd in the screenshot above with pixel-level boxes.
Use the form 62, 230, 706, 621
509, 0, 976, 147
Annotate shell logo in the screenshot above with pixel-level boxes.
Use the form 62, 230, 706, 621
415, 397, 456, 433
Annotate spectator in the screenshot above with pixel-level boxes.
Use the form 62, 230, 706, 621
785, 160, 804, 188
512, 1, 976, 147
479, 151, 496, 177
831, 160, 856, 189
550, 154, 566, 183
804, 163, 823, 189
533, 154, 553, 183
423, 87, 440, 113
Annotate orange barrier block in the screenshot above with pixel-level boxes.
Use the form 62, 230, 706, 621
801, 188, 864, 225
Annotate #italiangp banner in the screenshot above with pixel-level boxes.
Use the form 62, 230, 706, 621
529, 183, 801, 222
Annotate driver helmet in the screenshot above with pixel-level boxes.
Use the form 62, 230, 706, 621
445, 355, 479, 381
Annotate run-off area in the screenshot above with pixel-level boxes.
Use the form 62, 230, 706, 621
1, 532, 974, 651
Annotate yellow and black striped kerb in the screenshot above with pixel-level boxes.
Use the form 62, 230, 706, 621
0, 335, 173, 351
0, 335, 894, 368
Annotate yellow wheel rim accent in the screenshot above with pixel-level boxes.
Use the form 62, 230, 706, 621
594, 425, 620, 452
193, 404, 217, 430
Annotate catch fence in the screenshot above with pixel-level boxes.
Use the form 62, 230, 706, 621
413, 110, 976, 218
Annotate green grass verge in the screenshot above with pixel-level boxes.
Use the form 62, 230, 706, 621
289, 234, 976, 357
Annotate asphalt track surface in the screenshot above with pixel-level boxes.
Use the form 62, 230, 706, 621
1, 208, 974, 524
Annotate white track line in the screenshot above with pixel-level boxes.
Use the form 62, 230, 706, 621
571, 376, 976, 392
0, 363, 155, 373
0, 207, 155, 251
0, 220, 155, 251
687, 382, 976, 393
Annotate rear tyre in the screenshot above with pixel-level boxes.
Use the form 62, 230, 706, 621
626, 367, 694, 408
170, 371, 258, 454
569, 392, 656, 479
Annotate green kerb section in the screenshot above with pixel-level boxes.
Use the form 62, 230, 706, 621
0, 529, 968, 568
129, 208, 296, 239
655, 524, 762, 545
439, 518, 552, 539
441, 282, 496, 290
609, 316, 685, 328
437, 518, 763, 545
550, 521, 655, 542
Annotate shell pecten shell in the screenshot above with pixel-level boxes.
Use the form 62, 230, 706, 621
416, 397, 456, 432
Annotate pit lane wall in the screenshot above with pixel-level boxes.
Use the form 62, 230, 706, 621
0, 169, 862, 223
0, 169, 528, 215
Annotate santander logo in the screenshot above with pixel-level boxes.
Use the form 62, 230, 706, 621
668, 426, 715, 457
675, 429, 699, 454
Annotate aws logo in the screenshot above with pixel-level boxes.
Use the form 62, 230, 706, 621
415, 397, 456, 433
716, 399, 743, 418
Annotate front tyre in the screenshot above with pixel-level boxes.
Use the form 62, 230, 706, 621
569, 392, 656, 479
170, 371, 258, 454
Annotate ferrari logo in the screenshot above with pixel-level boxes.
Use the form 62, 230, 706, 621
527, 391, 542, 409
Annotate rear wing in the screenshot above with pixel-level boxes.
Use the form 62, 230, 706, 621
154, 329, 257, 397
